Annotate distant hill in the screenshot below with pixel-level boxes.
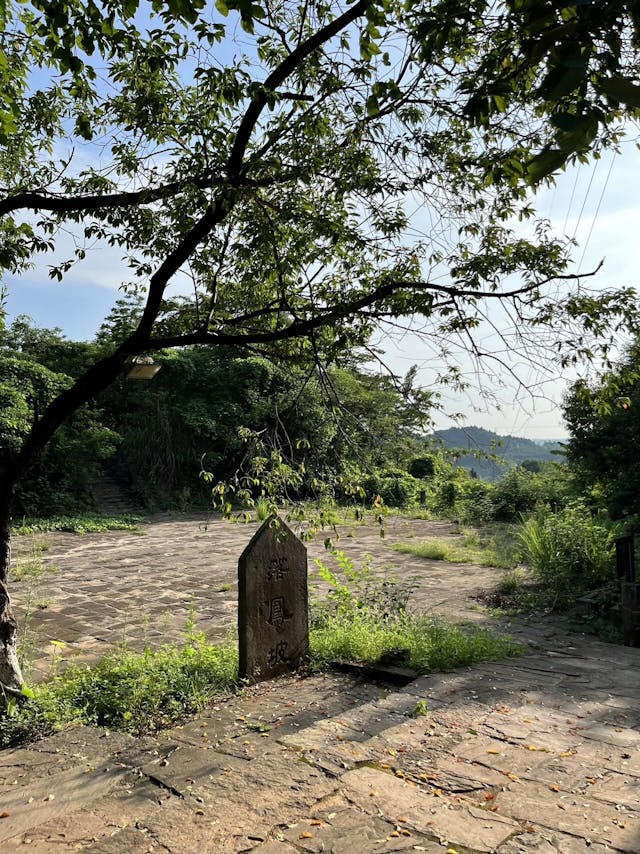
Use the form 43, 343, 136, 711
432, 426, 564, 482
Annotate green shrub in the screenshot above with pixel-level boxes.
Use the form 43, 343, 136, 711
519, 503, 617, 607
312, 550, 418, 626
408, 455, 437, 479
360, 470, 421, 508
310, 549, 522, 671
489, 468, 543, 522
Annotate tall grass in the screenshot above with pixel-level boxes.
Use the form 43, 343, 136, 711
311, 549, 522, 670
1, 637, 239, 748
519, 504, 617, 607
310, 613, 522, 672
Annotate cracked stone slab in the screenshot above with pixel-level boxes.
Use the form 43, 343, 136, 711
341, 766, 520, 852
139, 744, 249, 796
134, 751, 337, 853
577, 722, 640, 749
494, 779, 640, 849
0, 760, 133, 843
3, 779, 164, 853
280, 804, 442, 852
585, 769, 640, 809
131, 795, 274, 854
497, 826, 612, 854
248, 841, 299, 853
452, 733, 552, 776
82, 825, 155, 853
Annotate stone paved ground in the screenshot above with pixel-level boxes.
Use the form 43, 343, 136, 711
2, 515, 639, 852
10, 514, 505, 681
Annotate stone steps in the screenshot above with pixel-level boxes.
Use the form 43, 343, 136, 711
89, 473, 136, 516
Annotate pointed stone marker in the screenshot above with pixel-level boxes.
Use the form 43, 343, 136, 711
238, 517, 309, 681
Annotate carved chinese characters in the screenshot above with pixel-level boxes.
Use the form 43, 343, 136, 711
238, 517, 309, 681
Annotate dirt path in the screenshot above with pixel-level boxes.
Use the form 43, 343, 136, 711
10, 514, 508, 681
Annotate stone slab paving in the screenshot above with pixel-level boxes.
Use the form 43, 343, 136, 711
10, 514, 510, 681
2, 515, 640, 852
0, 639, 638, 852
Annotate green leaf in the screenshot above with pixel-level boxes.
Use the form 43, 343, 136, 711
538, 49, 590, 101
599, 76, 640, 108
366, 94, 380, 117
527, 148, 568, 184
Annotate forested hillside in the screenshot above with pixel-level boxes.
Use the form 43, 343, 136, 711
433, 426, 563, 481
1, 312, 434, 515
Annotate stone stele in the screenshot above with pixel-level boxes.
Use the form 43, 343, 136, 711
238, 516, 309, 681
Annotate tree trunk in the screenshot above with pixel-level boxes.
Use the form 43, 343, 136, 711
0, 489, 24, 698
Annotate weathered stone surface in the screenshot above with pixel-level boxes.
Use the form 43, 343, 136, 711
587, 769, 640, 808
4, 780, 164, 853
140, 744, 248, 796
494, 780, 640, 849
0, 761, 131, 842
132, 795, 274, 854
4, 517, 640, 853
578, 721, 640, 749
251, 841, 299, 853
82, 825, 153, 853
341, 766, 520, 852
238, 517, 308, 681
281, 804, 439, 852
497, 827, 611, 854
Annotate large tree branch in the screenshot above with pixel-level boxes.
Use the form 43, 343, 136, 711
0, 172, 300, 217
8, 6, 373, 485
227, 0, 370, 179
141, 262, 605, 351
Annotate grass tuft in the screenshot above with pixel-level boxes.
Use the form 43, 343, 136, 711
1, 637, 238, 748
393, 527, 519, 569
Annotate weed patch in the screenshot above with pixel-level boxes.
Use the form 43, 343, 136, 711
392, 529, 518, 569
2, 548, 524, 749
1, 637, 238, 748
14, 514, 143, 535
519, 504, 617, 608
309, 612, 522, 672
310, 549, 522, 672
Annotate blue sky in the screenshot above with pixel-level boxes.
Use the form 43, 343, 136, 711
381, 138, 640, 440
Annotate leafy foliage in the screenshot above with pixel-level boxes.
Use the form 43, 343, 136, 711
13, 514, 142, 535
519, 503, 617, 607
563, 343, 640, 520
0, 635, 239, 747
0, 321, 120, 515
